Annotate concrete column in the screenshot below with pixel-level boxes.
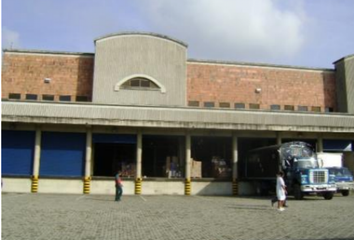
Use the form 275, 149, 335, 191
32, 127, 42, 177
136, 131, 142, 179
276, 132, 282, 145
185, 133, 191, 179
317, 134, 324, 153
232, 134, 238, 181
276, 132, 282, 171
85, 127, 92, 177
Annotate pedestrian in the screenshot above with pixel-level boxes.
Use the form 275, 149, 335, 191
276, 171, 286, 211
115, 171, 123, 202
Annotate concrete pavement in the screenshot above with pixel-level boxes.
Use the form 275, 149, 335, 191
2, 193, 354, 240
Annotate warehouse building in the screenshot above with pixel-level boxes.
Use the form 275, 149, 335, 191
2, 32, 354, 195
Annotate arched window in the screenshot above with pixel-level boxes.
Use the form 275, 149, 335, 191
114, 74, 166, 93
121, 77, 159, 90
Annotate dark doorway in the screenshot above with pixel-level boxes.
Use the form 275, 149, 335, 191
142, 135, 185, 178
93, 143, 136, 177
238, 138, 276, 179
191, 136, 232, 178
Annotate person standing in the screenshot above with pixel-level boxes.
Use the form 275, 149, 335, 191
276, 171, 286, 211
115, 171, 123, 202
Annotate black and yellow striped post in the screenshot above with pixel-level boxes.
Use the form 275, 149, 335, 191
31, 175, 39, 193
135, 178, 142, 195
83, 176, 91, 194
232, 179, 238, 196
185, 178, 191, 195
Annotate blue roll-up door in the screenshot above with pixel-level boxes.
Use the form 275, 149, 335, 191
40, 132, 85, 177
1, 130, 35, 176
92, 134, 136, 144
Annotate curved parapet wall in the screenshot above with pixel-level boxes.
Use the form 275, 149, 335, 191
93, 32, 187, 106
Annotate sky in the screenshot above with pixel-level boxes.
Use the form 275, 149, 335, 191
1, 0, 354, 69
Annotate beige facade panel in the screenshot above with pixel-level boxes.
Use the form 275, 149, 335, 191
3, 102, 354, 132
335, 55, 354, 114
93, 34, 187, 106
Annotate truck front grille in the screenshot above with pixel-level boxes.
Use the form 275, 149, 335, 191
310, 170, 327, 183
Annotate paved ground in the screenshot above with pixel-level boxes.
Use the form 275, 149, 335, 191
2, 193, 354, 240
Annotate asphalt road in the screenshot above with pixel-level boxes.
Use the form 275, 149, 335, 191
2, 193, 354, 240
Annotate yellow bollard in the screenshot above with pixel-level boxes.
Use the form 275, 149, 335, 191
135, 178, 142, 195
83, 176, 91, 194
31, 175, 39, 193
232, 179, 238, 196
185, 178, 191, 196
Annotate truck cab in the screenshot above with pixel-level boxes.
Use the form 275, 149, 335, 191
327, 167, 354, 196
287, 157, 336, 200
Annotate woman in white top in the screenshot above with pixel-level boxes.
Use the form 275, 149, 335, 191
276, 171, 287, 211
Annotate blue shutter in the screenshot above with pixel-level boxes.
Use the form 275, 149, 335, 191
40, 132, 85, 177
1, 130, 35, 176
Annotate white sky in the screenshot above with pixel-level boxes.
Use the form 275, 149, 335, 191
2, 0, 354, 68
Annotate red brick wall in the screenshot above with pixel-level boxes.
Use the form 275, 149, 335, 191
187, 62, 337, 112
1, 52, 94, 101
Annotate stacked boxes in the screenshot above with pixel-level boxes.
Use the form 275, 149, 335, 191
191, 159, 202, 178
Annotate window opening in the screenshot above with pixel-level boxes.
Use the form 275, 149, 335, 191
42, 95, 54, 101
249, 103, 260, 109
76, 96, 89, 102
188, 101, 200, 107
235, 103, 245, 109
311, 106, 321, 112
121, 77, 159, 90
219, 102, 230, 108
59, 95, 71, 102
298, 106, 308, 112
9, 93, 21, 100
204, 102, 215, 108
270, 104, 281, 110
284, 105, 294, 111
26, 94, 38, 101
325, 107, 334, 113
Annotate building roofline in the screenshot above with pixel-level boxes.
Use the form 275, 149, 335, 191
94, 31, 188, 48
188, 58, 334, 72
333, 54, 354, 65
2, 48, 94, 56
2, 101, 354, 133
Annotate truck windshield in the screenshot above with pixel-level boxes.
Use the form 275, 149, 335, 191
293, 158, 319, 169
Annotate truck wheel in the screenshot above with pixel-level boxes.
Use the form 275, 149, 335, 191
293, 184, 303, 200
323, 192, 334, 200
341, 190, 350, 197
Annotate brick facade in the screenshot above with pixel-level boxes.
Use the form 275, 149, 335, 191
2, 51, 338, 113
187, 62, 337, 112
1, 53, 94, 102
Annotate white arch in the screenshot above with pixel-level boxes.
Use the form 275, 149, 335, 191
114, 74, 166, 93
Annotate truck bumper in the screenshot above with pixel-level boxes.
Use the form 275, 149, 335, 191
301, 184, 337, 193
336, 182, 354, 191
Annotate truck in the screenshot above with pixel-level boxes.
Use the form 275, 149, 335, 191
244, 141, 337, 200
317, 152, 354, 196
